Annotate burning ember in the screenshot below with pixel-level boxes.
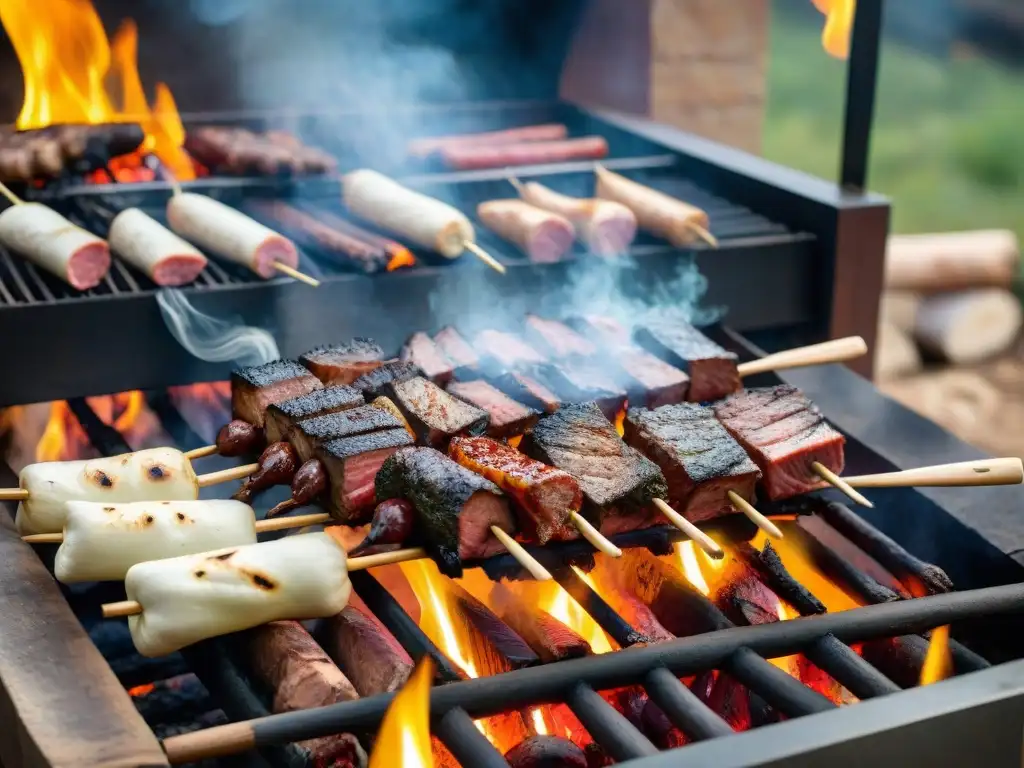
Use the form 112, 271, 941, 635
920, 626, 952, 685
368, 657, 435, 768
0, 0, 194, 180
386, 247, 417, 272
812, 0, 856, 59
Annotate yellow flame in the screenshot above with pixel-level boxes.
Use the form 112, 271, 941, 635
677, 541, 711, 595
920, 626, 953, 686
538, 569, 615, 655
811, 0, 856, 59
529, 708, 549, 735
368, 657, 434, 768
401, 560, 478, 678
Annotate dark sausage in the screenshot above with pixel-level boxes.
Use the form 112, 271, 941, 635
216, 419, 264, 457
265, 458, 328, 518
349, 498, 415, 556
233, 441, 298, 503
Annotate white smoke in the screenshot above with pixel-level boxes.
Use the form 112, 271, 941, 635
156, 288, 279, 367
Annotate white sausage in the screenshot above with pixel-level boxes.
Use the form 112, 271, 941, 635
126, 533, 350, 657
518, 181, 637, 256
342, 169, 474, 258
108, 208, 208, 286
15, 447, 199, 535
0, 203, 110, 289
166, 192, 298, 278
594, 166, 708, 247
55, 499, 257, 584
476, 200, 574, 263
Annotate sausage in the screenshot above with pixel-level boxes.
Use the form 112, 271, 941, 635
0, 203, 110, 289
124, 533, 350, 657
476, 199, 575, 263
15, 447, 199, 536
516, 181, 637, 256
215, 419, 264, 457
349, 498, 414, 556
441, 137, 609, 171
233, 441, 298, 504
265, 458, 328, 519
594, 165, 709, 247
408, 123, 569, 158
54, 499, 257, 583
108, 208, 208, 286
341, 169, 473, 259
165, 192, 299, 278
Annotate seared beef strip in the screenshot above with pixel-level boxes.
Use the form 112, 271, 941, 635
624, 403, 761, 523
520, 403, 667, 535
473, 329, 548, 371
317, 600, 413, 696
545, 360, 627, 420
385, 376, 490, 449
316, 429, 415, 522
231, 360, 323, 427
289, 405, 406, 461
401, 332, 455, 385
633, 318, 740, 402
351, 361, 422, 400
433, 325, 480, 371
300, 338, 385, 386
446, 380, 540, 439
375, 446, 513, 577
713, 385, 845, 500
264, 385, 364, 443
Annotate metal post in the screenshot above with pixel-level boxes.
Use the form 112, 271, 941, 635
840, 0, 885, 191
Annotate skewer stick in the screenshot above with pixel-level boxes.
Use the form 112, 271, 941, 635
726, 491, 783, 539
463, 240, 507, 274
0, 180, 24, 206
184, 445, 218, 460
0, 488, 29, 502
688, 222, 718, 248
196, 463, 260, 488
569, 511, 622, 557
811, 461, 874, 508
273, 262, 321, 287
507, 174, 527, 195
489, 525, 552, 580
167, 175, 183, 197
652, 498, 723, 559
737, 336, 868, 378
843, 458, 1024, 488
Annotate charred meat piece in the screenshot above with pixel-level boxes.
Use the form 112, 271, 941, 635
544, 360, 627, 420
0, 123, 145, 181
317, 429, 415, 522
474, 329, 548, 370
433, 326, 480, 371
264, 385, 364, 444
713, 385, 845, 500
300, 339, 385, 386
231, 360, 323, 427
401, 332, 455, 385
289, 405, 406, 462
318, 601, 414, 696
185, 126, 337, 176
634, 318, 739, 402
569, 314, 632, 346
351, 361, 421, 400
523, 315, 598, 359
446, 380, 539, 439
368, 395, 415, 438
490, 582, 591, 662
624, 403, 761, 523
375, 446, 514, 577
520, 403, 667, 534
509, 373, 562, 413
450, 436, 581, 544
385, 376, 490, 449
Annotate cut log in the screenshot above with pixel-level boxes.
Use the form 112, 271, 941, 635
874, 322, 922, 382
879, 291, 921, 333
913, 289, 1022, 363
885, 230, 1019, 292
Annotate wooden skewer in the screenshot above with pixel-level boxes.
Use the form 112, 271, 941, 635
196, 463, 260, 488
569, 511, 622, 557
652, 498, 723, 559
489, 525, 552, 581
273, 262, 321, 287
0, 488, 29, 502
184, 445, 218, 460
688, 222, 718, 248
811, 461, 874, 508
726, 491, 783, 539
463, 240, 507, 274
0, 180, 24, 206
507, 174, 526, 195
737, 336, 868, 378
843, 458, 1024, 488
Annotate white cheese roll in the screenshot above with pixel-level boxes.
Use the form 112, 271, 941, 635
55, 499, 257, 584
108, 208, 208, 286
15, 447, 199, 536
0, 203, 111, 289
126, 533, 350, 657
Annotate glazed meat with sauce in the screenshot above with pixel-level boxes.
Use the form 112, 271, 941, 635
300, 338, 385, 386
289, 405, 406, 462
316, 429, 415, 522
231, 360, 323, 427
401, 332, 455, 385
446, 380, 540, 439
375, 446, 514, 577
385, 376, 490, 449
264, 385, 364, 444
634, 317, 739, 402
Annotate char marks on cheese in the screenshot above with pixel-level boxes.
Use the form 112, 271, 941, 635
446, 380, 540, 439
401, 332, 455, 385
385, 376, 490, 449
264, 385, 365, 444
231, 360, 324, 427
316, 429, 415, 522
289, 405, 407, 462
300, 338, 385, 386
633, 317, 739, 402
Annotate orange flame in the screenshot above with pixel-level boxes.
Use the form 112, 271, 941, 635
811, 0, 856, 59
386, 247, 417, 272
127, 683, 156, 698
368, 657, 435, 768
920, 626, 952, 686
0, 0, 194, 179
614, 402, 627, 437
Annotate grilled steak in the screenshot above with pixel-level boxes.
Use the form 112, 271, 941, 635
375, 446, 513, 577
713, 385, 845, 500
446, 380, 540, 438
624, 403, 761, 522
400, 332, 455, 385
450, 436, 580, 544
474, 329, 548, 370
385, 376, 490, 448
569, 314, 632, 346
433, 326, 480, 371
300, 338, 385, 386
289, 405, 406, 462
264, 385, 364, 443
368, 395, 415, 438
544, 360, 627, 420
318, 600, 413, 696
231, 360, 323, 427
509, 372, 562, 413
316, 429, 415, 522
523, 315, 598, 359
489, 582, 591, 662
633, 318, 740, 402
520, 403, 667, 533
351, 361, 421, 400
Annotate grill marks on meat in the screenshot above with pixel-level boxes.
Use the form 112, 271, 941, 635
231, 360, 323, 427
351, 361, 422, 400
401, 332, 455, 385
289, 405, 406, 462
318, 601, 413, 696
300, 338, 385, 386
450, 436, 580, 544
634, 319, 739, 402
375, 446, 513, 577
433, 326, 480, 371
624, 404, 760, 523
317, 429, 415, 522
521, 403, 667, 533
386, 376, 490, 449
264, 385, 364, 444
446, 380, 539, 439
714, 385, 845, 500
